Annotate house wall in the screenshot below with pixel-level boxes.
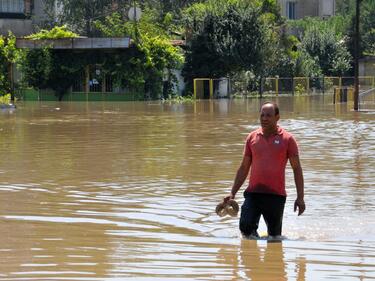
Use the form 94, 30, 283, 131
0, 0, 47, 36
0, 18, 33, 36
278, 0, 288, 18
32, 0, 48, 24
278, 0, 335, 19
359, 57, 375, 77
320, 0, 336, 18
299, 0, 319, 18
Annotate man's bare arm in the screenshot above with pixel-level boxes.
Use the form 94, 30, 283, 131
289, 154, 305, 215
225, 155, 251, 202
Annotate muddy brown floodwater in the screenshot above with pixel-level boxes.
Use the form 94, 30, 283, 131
0, 96, 374, 280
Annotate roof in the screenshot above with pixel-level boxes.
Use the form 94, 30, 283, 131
16, 37, 131, 49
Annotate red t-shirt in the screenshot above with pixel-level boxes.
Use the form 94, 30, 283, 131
244, 127, 299, 196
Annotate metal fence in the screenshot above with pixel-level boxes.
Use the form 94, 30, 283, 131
233, 76, 375, 97
359, 88, 375, 110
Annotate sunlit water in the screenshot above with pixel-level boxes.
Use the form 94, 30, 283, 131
0, 96, 374, 281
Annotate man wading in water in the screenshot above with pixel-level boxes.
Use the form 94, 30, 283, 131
224, 102, 305, 239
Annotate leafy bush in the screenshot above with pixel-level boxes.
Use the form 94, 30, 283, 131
294, 83, 306, 95
182, 1, 280, 93
19, 26, 83, 99
294, 21, 352, 77
18, 12, 183, 100
25, 25, 79, 40
361, 1, 375, 55
0, 93, 11, 104
95, 10, 183, 99
0, 33, 18, 97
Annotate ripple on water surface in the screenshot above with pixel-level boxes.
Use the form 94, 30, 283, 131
0, 99, 374, 280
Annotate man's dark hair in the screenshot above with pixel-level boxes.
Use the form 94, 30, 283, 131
262, 101, 279, 116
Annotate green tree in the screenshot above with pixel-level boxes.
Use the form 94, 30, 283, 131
182, 0, 281, 33
298, 24, 352, 76
42, 0, 199, 37
290, 16, 351, 38
182, 1, 278, 92
20, 13, 183, 100
42, 0, 129, 36
18, 48, 52, 90
95, 9, 183, 98
17, 26, 87, 100
335, 0, 375, 56
335, 0, 355, 15
143, 0, 200, 20
19, 48, 93, 100
268, 34, 300, 77
0, 34, 18, 98
361, 0, 375, 55
0, 37, 10, 96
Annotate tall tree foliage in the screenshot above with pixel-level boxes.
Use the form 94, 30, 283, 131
0, 37, 11, 96
43, 0, 129, 36
289, 17, 353, 76
336, 0, 375, 56
361, 0, 375, 55
42, 0, 200, 36
95, 9, 183, 98
18, 27, 85, 99
298, 24, 352, 76
335, 0, 356, 15
19, 10, 183, 99
0, 34, 18, 97
182, 0, 280, 91
143, 0, 199, 19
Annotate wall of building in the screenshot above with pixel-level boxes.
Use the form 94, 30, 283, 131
278, 0, 289, 18
359, 56, 375, 77
319, 0, 335, 18
0, 19, 33, 36
32, 0, 48, 25
0, 0, 46, 36
277, 0, 335, 20
299, 0, 319, 18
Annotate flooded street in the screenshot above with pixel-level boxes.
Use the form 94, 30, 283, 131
0, 96, 374, 280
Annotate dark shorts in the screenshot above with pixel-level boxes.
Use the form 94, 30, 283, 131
240, 191, 286, 237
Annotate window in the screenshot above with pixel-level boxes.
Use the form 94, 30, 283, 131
0, 0, 24, 13
72, 66, 115, 93
286, 1, 296, 20
320, 0, 335, 18
89, 65, 103, 93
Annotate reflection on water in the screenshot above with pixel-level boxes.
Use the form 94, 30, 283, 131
218, 240, 290, 281
0, 96, 374, 280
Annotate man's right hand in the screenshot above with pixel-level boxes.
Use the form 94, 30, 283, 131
224, 193, 235, 203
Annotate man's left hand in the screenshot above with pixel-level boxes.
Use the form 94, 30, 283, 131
294, 198, 305, 216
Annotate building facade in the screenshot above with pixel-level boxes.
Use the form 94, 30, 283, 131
278, 0, 336, 20
0, 0, 47, 36
359, 56, 375, 77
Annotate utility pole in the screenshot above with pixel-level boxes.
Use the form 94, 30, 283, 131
128, 0, 141, 42
354, 0, 361, 111
134, 0, 138, 41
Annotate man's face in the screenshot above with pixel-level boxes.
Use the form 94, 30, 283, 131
260, 104, 279, 130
